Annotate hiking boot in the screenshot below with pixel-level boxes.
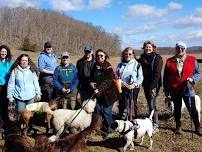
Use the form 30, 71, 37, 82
175, 126, 182, 135
195, 126, 202, 136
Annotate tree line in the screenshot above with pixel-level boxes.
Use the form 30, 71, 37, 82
0, 7, 121, 56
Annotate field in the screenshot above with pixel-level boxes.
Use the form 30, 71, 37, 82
0, 51, 202, 152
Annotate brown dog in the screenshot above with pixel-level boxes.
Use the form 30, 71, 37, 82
34, 114, 102, 152
3, 121, 34, 152
19, 99, 57, 138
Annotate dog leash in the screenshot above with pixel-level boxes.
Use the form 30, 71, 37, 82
120, 120, 140, 136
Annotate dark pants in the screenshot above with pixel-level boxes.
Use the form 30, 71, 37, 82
171, 92, 200, 129
0, 85, 9, 129
144, 88, 159, 125
94, 96, 113, 134
120, 87, 140, 119
40, 83, 53, 102
80, 89, 94, 103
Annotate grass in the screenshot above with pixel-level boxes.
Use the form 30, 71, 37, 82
0, 50, 202, 152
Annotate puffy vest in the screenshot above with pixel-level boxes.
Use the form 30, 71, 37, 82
166, 55, 196, 92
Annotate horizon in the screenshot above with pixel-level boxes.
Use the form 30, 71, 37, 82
0, 0, 202, 49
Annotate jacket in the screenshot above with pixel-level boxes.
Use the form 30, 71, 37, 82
7, 65, 41, 101
0, 60, 13, 85
53, 63, 78, 92
138, 52, 163, 90
91, 61, 119, 106
116, 59, 143, 86
163, 55, 201, 96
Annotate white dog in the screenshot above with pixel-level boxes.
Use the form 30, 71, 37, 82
111, 110, 154, 151
166, 95, 201, 122
52, 98, 97, 139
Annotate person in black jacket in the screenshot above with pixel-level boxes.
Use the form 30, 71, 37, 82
138, 40, 163, 134
76, 45, 95, 103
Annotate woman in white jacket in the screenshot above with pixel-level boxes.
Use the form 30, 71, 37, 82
116, 47, 143, 120
7, 54, 41, 114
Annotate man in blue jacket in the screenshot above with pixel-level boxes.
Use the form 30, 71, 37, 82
53, 52, 78, 109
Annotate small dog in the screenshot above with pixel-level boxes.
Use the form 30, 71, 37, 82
165, 95, 201, 122
111, 110, 154, 151
19, 99, 57, 138
52, 98, 97, 140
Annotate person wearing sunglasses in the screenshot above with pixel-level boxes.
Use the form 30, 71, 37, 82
90, 49, 119, 138
53, 52, 78, 109
76, 45, 95, 104
116, 47, 143, 120
138, 40, 163, 134
163, 41, 201, 136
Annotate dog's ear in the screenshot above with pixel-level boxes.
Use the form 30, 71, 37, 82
111, 121, 118, 130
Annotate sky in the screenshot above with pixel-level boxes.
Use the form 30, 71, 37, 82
0, 0, 202, 49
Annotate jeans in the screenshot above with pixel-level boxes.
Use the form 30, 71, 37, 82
120, 87, 140, 119
14, 97, 35, 112
94, 96, 113, 134
144, 88, 159, 125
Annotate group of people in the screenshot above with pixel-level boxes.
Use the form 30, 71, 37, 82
0, 40, 201, 138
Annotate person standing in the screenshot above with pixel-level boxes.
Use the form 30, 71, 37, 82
163, 41, 201, 136
116, 47, 143, 120
7, 54, 41, 114
76, 45, 95, 103
53, 52, 78, 109
91, 49, 119, 137
0, 45, 13, 130
38, 41, 58, 102
138, 40, 163, 133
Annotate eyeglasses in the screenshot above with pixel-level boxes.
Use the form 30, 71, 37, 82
124, 53, 133, 56
96, 54, 104, 58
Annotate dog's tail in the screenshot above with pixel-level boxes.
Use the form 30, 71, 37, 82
149, 110, 154, 120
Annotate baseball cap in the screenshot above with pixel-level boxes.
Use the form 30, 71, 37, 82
61, 51, 69, 57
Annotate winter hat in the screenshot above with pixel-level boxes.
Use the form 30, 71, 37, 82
176, 41, 187, 49
44, 41, 52, 48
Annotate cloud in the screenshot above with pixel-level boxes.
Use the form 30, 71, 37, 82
50, 0, 84, 12
174, 7, 202, 28
88, 0, 112, 10
168, 1, 182, 10
123, 4, 167, 19
0, 0, 36, 8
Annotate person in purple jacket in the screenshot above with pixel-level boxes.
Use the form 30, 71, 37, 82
38, 41, 58, 102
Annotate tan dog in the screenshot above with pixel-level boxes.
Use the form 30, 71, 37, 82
20, 99, 57, 138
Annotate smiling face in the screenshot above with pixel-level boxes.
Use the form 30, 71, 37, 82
176, 46, 186, 58
123, 49, 134, 62
20, 56, 29, 69
96, 51, 106, 64
0, 48, 7, 60
144, 44, 154, 54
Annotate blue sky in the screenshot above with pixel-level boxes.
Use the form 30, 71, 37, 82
1, 0, 202, 49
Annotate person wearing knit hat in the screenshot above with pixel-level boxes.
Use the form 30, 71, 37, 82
163, 41, 202, 136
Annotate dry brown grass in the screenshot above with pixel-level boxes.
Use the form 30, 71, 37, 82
0, 50, 202, 152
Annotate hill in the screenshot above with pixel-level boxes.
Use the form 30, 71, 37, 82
0, 7, 121, 55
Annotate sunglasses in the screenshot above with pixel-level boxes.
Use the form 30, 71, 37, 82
96, 54, 104, 58
176, 46, 185, 52
62, 56, 69, 59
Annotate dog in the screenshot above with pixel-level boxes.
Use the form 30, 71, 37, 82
52, 98, 97, 140
19, 99, 57, 138
34, 114, 102, 152
111, 110, 154, 151
165, 95, 201, 122
3, 121, 34, 152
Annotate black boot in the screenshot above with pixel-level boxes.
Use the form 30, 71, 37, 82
175, 122, 182, 134
195, 125, 202, 136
